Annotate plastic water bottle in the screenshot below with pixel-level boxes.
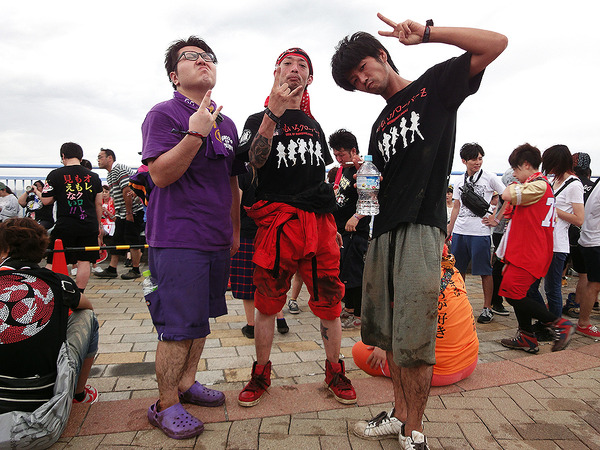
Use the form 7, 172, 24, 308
142, 270, 158, 296
356, 155, 380, 215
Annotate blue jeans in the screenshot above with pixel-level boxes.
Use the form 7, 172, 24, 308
527, 252, 567, 318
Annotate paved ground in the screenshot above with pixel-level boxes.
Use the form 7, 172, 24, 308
50, 268, 600, 449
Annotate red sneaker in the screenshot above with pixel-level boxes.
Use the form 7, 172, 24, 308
73, 385, 98, 404
552, 318, 575, 352
576, 323, 600, 338
238, 361, 271, 407
325, 359, 356, 404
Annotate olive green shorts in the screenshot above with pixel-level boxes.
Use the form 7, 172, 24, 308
361, 223, 444, 367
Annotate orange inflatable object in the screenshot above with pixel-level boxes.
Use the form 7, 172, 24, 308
51, 239, 69, 276
352, 251, 479, 386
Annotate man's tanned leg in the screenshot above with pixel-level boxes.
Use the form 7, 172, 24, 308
177, 338, 206, 392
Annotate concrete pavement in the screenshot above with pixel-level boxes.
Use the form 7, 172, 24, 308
50, 269, 600, 449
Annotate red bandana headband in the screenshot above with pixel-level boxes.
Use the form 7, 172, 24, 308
276, 48, 313, 75
265, 47, 314, 119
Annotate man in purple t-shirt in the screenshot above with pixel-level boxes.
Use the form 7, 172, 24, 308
140, 36, 245, 440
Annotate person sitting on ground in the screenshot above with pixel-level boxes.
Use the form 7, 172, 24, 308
0, 183, 20, 223
18, 180, 55, 230
352, 246, 478, 391
0, 218, 99, 448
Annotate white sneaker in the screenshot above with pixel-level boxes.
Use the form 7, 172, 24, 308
342, 315, 361, 329
92, 266, 104, 274
402, 430, 429, 449
71, 268, 78, 276
353, 409, 403, 440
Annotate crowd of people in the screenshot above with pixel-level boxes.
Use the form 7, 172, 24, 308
1, 11, 600, 450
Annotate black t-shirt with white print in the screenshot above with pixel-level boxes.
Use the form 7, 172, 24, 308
368, 52, 483, 238
237, 109, 335, 213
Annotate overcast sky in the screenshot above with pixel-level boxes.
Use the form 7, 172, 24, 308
1, 0, 598, 183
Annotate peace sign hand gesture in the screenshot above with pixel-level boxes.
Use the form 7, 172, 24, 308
377, 13, 425, 46
188, 89, 223, 137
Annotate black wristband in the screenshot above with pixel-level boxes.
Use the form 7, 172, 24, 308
264, 107, 281, 123
423, 19, 434, 43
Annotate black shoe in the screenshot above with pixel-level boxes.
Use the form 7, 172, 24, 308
124, 258, 132, 267
94, 268, 117, 278
241, 324, 255, 339
563, 293, 580, 318
491, 304, 510, 316
532, 321, 555, 342
477, 308, 493, 324
121, 269, 141, 280
276, 318, 289, 334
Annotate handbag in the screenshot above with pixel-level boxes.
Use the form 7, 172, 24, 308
459, 171, 493, 218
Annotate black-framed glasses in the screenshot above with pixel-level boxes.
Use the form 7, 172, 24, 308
176, 51, 216, 65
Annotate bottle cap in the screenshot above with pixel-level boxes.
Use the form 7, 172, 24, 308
142, 270, 151, 277
364, 155, 373, 162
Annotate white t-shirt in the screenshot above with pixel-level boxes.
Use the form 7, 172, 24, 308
579, 181, 600, 247
552, 175, 584, 253
453, 170, 505, 237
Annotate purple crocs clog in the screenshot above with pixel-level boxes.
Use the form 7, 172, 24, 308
179, 381, 225, 407
147, 401, 204, 439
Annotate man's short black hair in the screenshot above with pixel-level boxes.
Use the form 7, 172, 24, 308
328, 129, 359, 154
60, 142, 83, 161
165, 36, 217, 90
459, 143, 485, 161
331, 32, 398, 92
100, 148, 116, 162
508, 143, 542, 170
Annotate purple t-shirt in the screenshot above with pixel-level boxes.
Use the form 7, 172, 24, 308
141, 91, 246, 251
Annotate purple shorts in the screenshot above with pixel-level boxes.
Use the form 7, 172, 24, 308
146, 247, 230, 341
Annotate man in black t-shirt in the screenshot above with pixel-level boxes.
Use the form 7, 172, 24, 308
42, 142, 102, 293
332, 14, 507, 448
329, 129, 370, 330
236, 48, 355, 408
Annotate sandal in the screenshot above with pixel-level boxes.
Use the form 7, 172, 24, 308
179, 381, 225, 407
147, 401, 204, 439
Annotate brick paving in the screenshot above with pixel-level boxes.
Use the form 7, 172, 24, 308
49, 269, 600, 449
